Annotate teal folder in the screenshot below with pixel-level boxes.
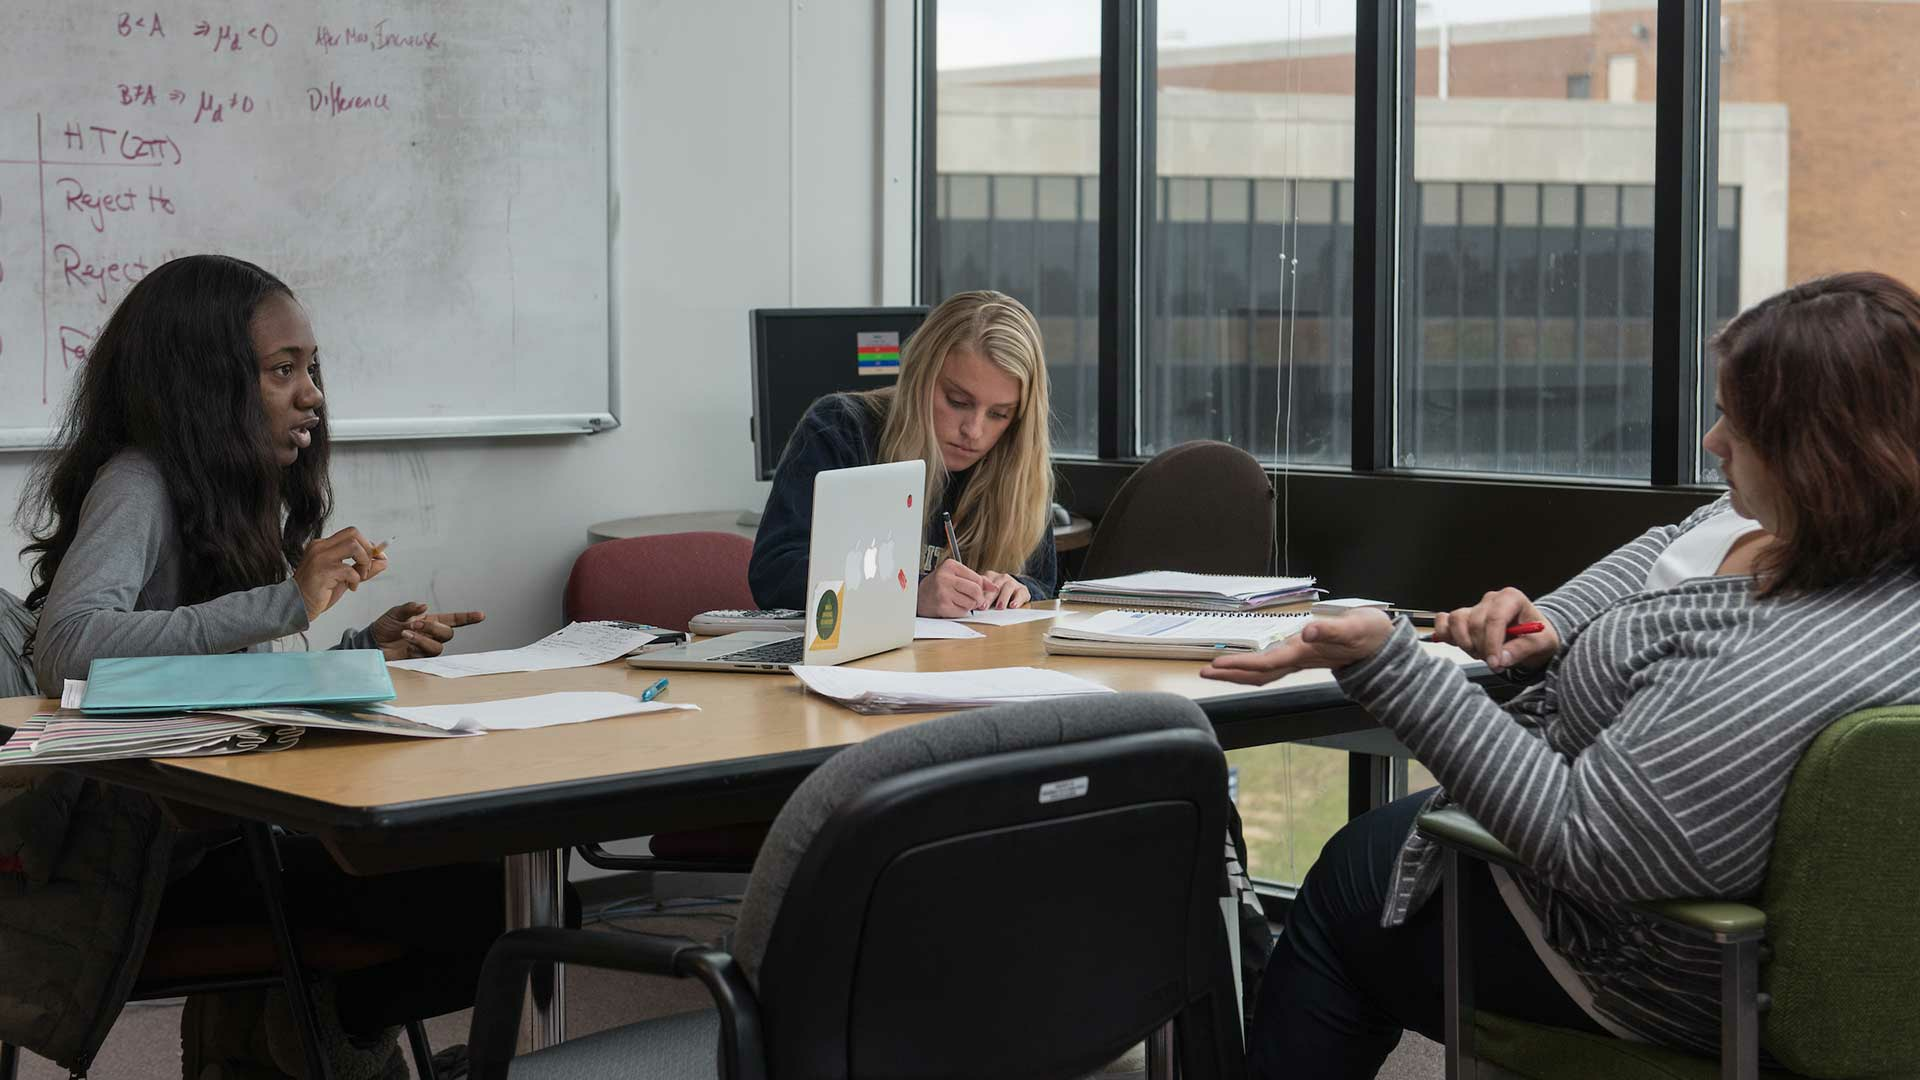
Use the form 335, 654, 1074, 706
80, 650, 396, 715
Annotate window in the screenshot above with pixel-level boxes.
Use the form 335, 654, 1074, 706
1142, 6, 1357, 466
931, 4, 1101, 454
1566, 73, 1591, 100
1405, 4, 1659, 479
1704, 2, 1866, 481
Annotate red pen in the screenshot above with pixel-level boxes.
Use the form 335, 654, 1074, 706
1421, 620, 1545, 643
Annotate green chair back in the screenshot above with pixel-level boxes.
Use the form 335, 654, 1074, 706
1757, 705, 1920, 1078
1472, 706, 1920, 1080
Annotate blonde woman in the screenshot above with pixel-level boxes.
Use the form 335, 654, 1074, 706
750, 290, 1056, 617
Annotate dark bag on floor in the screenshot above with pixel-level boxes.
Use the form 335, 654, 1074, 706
181, 982, 405, 1080
1226, 801, 1274, 1031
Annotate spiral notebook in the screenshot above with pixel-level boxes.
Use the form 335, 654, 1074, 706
1044, 609, 1310, 659
1058, 571, 1318, 612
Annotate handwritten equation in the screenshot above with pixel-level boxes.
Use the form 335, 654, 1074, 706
0, 9, 444, 403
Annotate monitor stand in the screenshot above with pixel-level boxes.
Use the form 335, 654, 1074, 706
736, 508, 763, 528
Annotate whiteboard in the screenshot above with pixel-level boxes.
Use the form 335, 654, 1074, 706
0, 1, 616, 449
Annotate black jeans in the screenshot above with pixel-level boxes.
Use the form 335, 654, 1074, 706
1247, 790, 1609, 1079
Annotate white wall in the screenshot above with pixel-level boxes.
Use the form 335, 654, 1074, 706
0, 0, 906, 652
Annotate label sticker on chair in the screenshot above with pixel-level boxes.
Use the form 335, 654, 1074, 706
1038, 776, 1089, 804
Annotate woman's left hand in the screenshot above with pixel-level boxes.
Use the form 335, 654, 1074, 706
978, 571, 1031, 609
1200, 609, 1395, 686
369, 602, 486, 660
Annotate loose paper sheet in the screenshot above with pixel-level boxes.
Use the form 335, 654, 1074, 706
390, 622, 660, 679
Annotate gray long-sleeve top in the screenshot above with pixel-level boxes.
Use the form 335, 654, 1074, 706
1332, 495, 1920, 1054
31, 450, 373, 694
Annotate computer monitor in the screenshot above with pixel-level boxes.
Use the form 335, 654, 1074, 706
749, 306, 930, 481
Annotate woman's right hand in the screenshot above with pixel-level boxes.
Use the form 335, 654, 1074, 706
1431, 587, 1560, 674
293, 527, 385, 622
918, 558, 988, 618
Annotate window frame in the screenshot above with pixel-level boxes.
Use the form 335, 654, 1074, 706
921, 0, 1726, 497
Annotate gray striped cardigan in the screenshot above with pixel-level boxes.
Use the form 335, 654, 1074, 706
1334, 496, 1920, 1053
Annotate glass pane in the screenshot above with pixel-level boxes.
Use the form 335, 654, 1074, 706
1143, 2, 1357, 466
1227, 744, 1353, 887
934, 3, 1101, 455
1705, 5, 1818, 481
1403, 3, 1658, 480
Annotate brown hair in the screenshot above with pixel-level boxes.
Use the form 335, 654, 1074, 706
1713, 271, 1920, 595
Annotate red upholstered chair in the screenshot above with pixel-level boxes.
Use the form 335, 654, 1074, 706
561, 531, 767, 871
562, 532, 756, 631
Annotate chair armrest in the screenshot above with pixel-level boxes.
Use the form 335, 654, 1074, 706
468, 928, 767, 1080
1416, 809, 1523, 870
1418, 810, 1766, 944
1632, 899, 1765, 942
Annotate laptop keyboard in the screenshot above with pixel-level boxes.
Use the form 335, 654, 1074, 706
716, 637, 804, 665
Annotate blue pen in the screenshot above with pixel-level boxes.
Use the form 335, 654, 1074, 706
641, 676, 668, 702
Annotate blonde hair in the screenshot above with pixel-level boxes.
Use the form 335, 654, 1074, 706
855, 290, 1053, 576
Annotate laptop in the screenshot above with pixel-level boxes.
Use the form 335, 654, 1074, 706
630, 459, 925, 673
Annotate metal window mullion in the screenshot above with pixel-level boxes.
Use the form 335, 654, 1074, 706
1615, 184, 1629, 477
1245, 180, 1260, 458
1574, 186, 1589, 474
1351, 0, 1410, 472
1331, 180, 1350, 460
1652, 0, 1720, 485
1029, 174, 1042, 315
1452, 186, 1465, 468
1534, 204, 1548, 472
1098, 0, 1148, 461
1075, 175, 1091, 441
1495, 184, 1509, 470
918, 0, 939, 306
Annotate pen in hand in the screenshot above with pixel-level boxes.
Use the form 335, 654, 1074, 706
940, 511, 985, 615
941, 511, 964, 567
1421, 621, 1544, 644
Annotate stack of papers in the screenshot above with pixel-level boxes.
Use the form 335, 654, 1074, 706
0, 714, 304, 765
1044, 609, 1309, 659
391, 622, 665, 678
1060, 571, 1318, 612
790, 665, 1115, 715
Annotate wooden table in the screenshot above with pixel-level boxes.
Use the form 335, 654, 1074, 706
588, 510, 1096, 553
0, 604, 1481, 1050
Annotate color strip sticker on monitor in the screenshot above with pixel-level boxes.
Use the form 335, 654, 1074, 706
856, 331, 901, 376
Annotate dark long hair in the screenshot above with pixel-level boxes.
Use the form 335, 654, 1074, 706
1713, 270, 1920, 595
18, 254, 333, 611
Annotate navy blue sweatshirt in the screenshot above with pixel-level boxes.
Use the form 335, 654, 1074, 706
749, 393, 1058, 610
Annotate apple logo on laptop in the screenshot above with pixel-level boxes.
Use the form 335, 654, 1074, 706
862, 542, 878, 581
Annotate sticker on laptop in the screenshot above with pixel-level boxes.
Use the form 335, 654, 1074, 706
809, 579, 845, 651
856, 331, 900, 376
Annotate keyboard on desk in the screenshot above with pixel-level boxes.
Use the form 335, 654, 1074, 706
714, 636, 805, 666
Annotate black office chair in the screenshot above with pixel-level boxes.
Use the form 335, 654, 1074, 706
466, 692, 1247, 1080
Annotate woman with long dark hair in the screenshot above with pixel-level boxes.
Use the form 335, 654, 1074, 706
3, 254, 507, 1076
20, 253, 477, 688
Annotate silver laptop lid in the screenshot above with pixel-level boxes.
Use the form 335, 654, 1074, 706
801, 458, 924, 666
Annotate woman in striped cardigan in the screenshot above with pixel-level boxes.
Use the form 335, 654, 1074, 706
1204, 271, 1920, 1077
